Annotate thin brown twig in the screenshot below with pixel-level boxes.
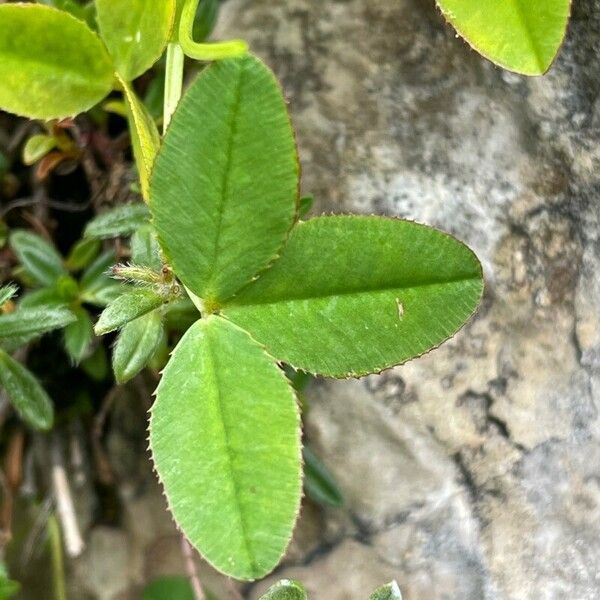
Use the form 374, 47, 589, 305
91, 386, 119, 486
180, 535, 205, 600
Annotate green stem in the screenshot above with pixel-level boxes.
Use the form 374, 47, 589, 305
164, 42, 185, 133
48, 514, 67, 600
179, 0, 248, 61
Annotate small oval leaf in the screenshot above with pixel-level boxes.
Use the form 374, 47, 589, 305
369, 581, 403, 600
10, 230, 66, 287
64, 307, 94, 365
0, 307, 75, 340
84, 204, 150, 239
95, 288, 165, 335
0, 349, 54, 430
150, 316, 302, 580
112, 310, 163, 383
0, 4, 114, 119
436, 0, 571, 75
260, 580, 308, 600
79, 251, 124, 307
22, 134, 57, 166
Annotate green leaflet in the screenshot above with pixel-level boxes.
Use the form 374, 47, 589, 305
0, 4, 114, 119
64, 307, 94, 364
22, 134, 57, 165
150, 316, 301, 580
260, 580, 308, 600
131, 225, 162, 270
97, 0, 176, 82
84, 203, 150, 239
79, 251, 124, 306
119, 78, 161, 202
112, 310, 163, 383
95, 288, 165, 334
369, 581, 402, 600
0, 284, 17, 307
150, 54, 299, 305
0, 349, 53, 430
223, 216, 483, 377
0, 307, 75, 340
10, 230, 66, 287
303, 446, 343, 508
65, 238, 101, 272
436, 0, 571, 75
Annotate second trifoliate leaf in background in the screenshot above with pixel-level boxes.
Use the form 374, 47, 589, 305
436, 0, 571, 75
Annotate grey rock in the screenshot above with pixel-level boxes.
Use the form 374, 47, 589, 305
214, 0, 600, 598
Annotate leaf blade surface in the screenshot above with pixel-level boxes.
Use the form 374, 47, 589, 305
150, 316, 302, 580
436, 0, 571, 75
150, 55, 299, 304
0, 4, 114, 119
223, 216, 483, 377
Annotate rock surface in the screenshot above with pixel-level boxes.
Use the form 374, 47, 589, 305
69, 0, 600, 598
216, 0, 600, 598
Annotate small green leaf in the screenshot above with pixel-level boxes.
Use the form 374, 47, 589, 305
10, 230, 66, 287
64, 307, 94, 364
97, 0, 176, 81
297, 195, 314, 219
0, 284, 18, 307
0, 349, 53, 430
142, 576, 194, 600
19, 287, 66, 309
259, 580, 307, 600
0, 4, 114, 119
369, 581, 402, 600
112, 310, 163, 383
81, 344, 109, 382
95, 288, 165, 335
65, 238, 101, 271
131, 225, 162, 269
0, 307, 75, 340
223, 216, 483, 377
84, 203, 150, 239
22, 134, 57, 165
436, 0, 571, 75
303, 446, 343, 508
80, 251, 124, 306
120, 77, 161, 201
150, 54, 299, 304
150, 316, 302, 580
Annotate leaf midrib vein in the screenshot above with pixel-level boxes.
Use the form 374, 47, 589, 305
510, 0, 545, 71
208, 65, 245, 292
205, 331, 257, 573
228, 273, 480, 307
